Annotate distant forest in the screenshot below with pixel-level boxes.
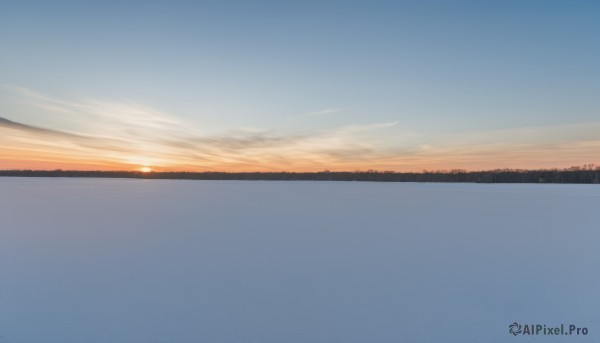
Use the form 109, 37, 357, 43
1, 166, 599, 183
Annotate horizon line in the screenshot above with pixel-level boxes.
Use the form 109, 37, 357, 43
1, 165, 598, 174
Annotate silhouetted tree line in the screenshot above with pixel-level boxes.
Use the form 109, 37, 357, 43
1, 166, 599, 183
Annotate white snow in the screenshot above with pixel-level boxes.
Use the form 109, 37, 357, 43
0, 178, 598, 342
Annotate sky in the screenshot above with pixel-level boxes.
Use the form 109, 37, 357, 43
1, 0, 599, 172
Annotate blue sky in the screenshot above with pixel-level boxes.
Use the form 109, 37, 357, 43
1, 1, 599, 171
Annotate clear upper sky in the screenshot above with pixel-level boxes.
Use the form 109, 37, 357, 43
1, 0, 599, 171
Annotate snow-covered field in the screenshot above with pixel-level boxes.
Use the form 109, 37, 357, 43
0, 178, 598, 343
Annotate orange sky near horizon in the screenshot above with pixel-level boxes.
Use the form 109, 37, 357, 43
2, 121, 599, 173
1, 89, 599, 173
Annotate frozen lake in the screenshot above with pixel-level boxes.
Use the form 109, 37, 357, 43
0, 178, 598, 342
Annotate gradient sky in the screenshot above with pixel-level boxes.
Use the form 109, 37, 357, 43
1, 0, 599, 171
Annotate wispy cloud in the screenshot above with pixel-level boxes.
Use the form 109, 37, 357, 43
0, 88, 398, 171
295, 107, 345, 117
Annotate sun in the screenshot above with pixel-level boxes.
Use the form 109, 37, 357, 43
140, 166, 153, 173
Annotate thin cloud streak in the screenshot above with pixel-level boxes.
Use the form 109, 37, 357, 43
295, 107, 345, 117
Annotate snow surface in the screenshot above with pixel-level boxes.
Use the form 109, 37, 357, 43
0, 178, 598, 343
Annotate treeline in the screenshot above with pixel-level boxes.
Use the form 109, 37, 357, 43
1, 166, 599, 183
